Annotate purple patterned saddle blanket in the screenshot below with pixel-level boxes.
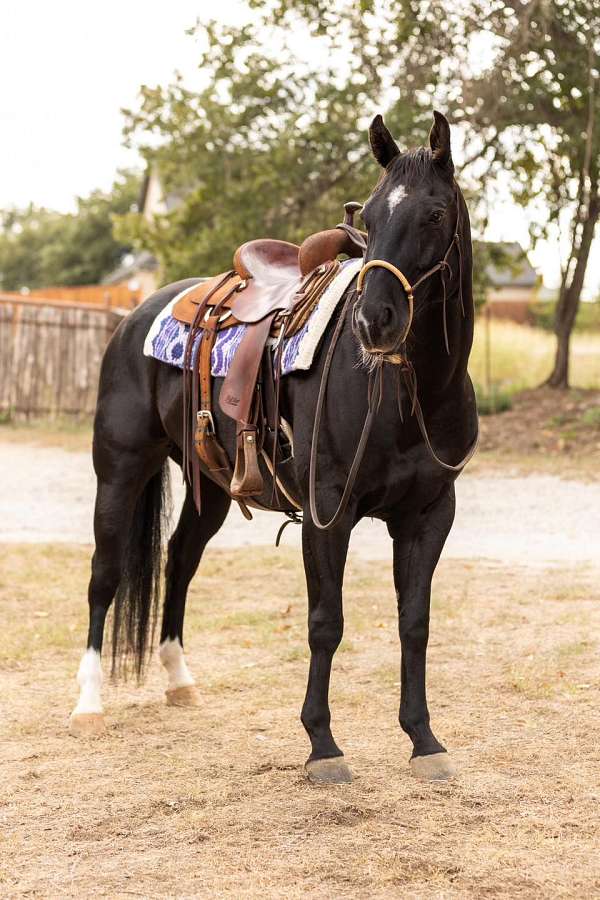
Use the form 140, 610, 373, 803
143, 258, 362, 377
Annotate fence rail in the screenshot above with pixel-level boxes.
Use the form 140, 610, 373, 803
0, 296, 126, 418
0, 282, 140, 309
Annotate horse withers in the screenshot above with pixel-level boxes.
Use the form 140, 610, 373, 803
70, 111, 478, 785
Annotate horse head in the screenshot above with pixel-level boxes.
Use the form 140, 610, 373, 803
353, 111, 466, 365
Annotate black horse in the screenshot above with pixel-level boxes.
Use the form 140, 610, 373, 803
70, 111, 477, 785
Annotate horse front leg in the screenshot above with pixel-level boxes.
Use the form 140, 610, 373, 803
387, 483, 457, 781
300, 514, 353, 784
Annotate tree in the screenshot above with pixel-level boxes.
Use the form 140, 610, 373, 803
456, 0, 600, 387
123, 0, 596, 389
262, 1, 600, 387
116, 5, 456, 281
0, 171, 140, 291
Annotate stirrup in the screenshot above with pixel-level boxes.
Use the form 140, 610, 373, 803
230, 426, 264, 497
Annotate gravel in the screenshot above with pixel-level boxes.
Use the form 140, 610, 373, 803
1, 442, 598, 567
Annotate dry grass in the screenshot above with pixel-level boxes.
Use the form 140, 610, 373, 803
469, 450, 600, 481
1, 544, 599, 898
470, 319, 600, 392
0, 417, 93, 453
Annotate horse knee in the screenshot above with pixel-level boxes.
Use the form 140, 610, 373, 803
399, 617, 429, 651
399, 706, 431, 733
308, 612, 343, 653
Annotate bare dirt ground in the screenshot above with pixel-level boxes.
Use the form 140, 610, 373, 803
1, 437, 600, 566
1, 545, 599, 898
479, 387, 600, 461
1, 417, 599, 898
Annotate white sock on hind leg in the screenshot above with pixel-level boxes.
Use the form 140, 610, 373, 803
159, 638, 195, 690
72, 648, 103, 715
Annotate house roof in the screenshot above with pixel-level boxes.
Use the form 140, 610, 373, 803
484, 241, 538, 288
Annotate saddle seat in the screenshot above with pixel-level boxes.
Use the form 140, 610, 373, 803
171, 240, 301, 329
172, 210, 366, 329
231, 239, 303, 323
234, 238, 300, 281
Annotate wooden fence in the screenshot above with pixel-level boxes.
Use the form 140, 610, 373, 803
0, 283, 141, 309
0, 296, 126, 418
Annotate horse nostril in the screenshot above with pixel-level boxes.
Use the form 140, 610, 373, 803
380, 305, 393, 328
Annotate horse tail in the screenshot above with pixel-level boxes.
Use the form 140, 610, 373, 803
110, 461, 171, 680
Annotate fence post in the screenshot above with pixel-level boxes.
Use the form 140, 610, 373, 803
484, 302, 494, 413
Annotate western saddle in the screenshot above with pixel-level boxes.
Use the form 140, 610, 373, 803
173, 202, 365, 516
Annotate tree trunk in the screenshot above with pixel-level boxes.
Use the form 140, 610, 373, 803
545, 191, 600, 388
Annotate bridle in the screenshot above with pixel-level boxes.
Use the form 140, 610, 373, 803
353, 186, 465, 359
355, 259, 414, 350
308, 185, 479, 531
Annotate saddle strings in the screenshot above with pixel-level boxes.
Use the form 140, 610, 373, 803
269, 262, 340, 509
269, 316, 288, 507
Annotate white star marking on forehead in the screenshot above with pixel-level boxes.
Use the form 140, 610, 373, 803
387, 184, 407, 218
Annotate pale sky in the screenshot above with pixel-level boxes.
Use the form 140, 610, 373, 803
1, 0, 597, 295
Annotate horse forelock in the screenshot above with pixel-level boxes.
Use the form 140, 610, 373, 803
365, 147, 437, 215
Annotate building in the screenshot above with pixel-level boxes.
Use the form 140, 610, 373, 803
102, 168, 180, 299
102, 248, 159, 300
484, 241, 539, 323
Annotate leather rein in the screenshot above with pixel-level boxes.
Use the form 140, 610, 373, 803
308, 189, 479, 531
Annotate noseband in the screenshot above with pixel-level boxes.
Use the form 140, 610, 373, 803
309, 186, 478, 531
356, 259, 415, 347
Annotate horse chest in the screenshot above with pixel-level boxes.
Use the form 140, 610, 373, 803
356, 443, 454, 523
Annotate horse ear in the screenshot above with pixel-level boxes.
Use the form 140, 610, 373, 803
369, 115, 400, 168
429, 110, 453, 170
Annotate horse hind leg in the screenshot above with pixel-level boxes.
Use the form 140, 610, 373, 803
159, 476, 230, 708
70, 456, 170, 736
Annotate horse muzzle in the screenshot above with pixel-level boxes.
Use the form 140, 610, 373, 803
352, 259, 414, 356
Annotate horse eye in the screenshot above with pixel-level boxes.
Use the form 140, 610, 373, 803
429, 210, 445, 224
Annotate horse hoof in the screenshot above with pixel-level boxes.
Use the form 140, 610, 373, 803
69, 712, 106, 738
165, 685, 201, 708
305, 757, 353, 785
410, 752, 457, 782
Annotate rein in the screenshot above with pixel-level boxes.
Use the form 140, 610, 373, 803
308, 289, 383, 531
308, 189, 478, 531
